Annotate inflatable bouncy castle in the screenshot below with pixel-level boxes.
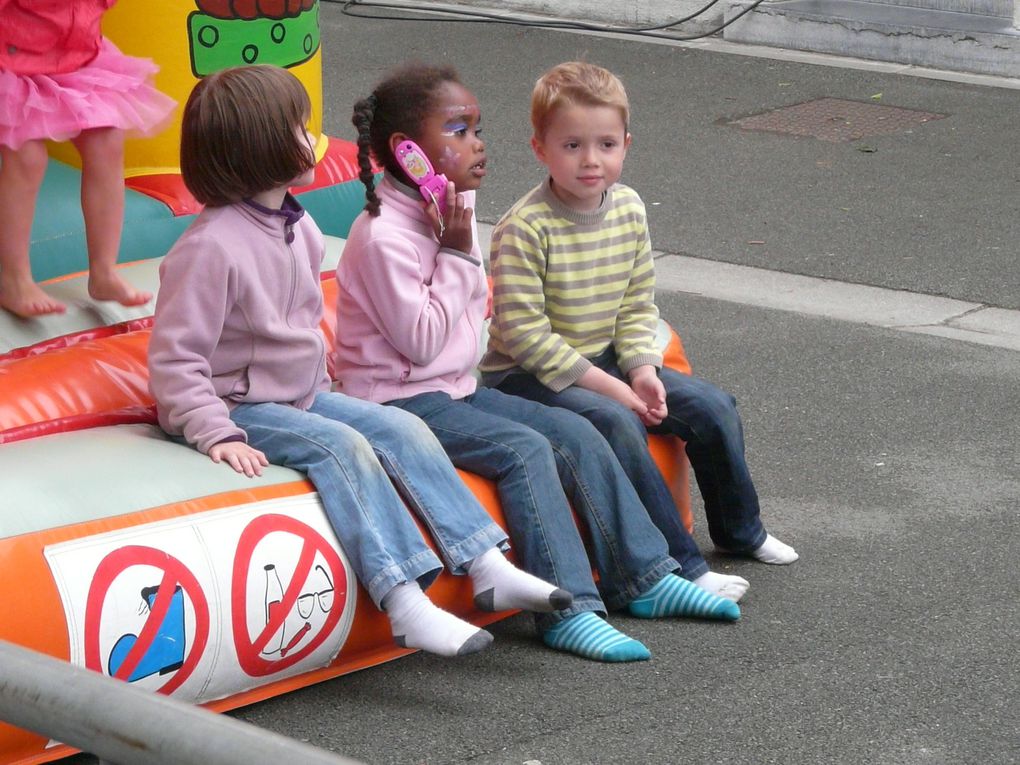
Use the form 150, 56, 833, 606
0, 3, 693, 762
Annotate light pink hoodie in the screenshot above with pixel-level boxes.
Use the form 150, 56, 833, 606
148, 196, 330, 453
334, 176, 487, 404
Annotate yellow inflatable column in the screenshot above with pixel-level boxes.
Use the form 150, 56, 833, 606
50, 0, 326, 178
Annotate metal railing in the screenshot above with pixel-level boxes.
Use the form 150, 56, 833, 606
0, 640, 365, 765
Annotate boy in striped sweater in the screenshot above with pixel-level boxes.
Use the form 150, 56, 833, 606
482, 61, 798, 579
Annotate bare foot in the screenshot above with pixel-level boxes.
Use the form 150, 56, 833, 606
88, 272, 153, 307
0, 276, 67, 317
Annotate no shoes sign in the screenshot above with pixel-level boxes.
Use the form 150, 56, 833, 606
44, 494, 356, 704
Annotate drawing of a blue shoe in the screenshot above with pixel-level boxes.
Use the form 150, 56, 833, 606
108, 585, 186, 682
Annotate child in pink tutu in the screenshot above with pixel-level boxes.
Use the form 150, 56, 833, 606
0, 0, 175, 317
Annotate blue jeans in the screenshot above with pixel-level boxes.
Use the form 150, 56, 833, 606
389, 387, 679, 629
492, 347, 767, 563
230, 392, 507, 608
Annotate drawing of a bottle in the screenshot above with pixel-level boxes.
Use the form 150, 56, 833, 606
263, 563, 286, 656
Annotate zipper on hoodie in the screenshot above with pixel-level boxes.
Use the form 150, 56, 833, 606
285, 229, 327, 403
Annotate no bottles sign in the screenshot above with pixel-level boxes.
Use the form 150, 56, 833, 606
231, 513, 349, 677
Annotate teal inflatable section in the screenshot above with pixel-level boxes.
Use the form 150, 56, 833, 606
29, 161, 187, 283
299, 174, 372, 240
28, 159, 372, 284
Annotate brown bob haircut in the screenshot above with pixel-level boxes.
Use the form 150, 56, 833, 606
180, 65, 314, 207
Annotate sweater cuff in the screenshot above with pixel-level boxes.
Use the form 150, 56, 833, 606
545, 355, 593, 393
214, 434, 247, 446
439, 246, 481, 267
619, 352, 664, 377
195, 424, 247, 455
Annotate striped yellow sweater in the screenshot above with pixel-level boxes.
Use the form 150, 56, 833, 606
481, 179, 661, 392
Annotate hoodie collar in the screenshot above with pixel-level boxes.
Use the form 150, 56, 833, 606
241, 193, 306, 242
384, 170, 427, 204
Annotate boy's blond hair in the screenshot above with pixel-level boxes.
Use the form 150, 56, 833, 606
530, 61, 630, 139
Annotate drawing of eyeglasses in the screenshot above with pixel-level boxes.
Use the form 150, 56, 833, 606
296, 565, 334, 619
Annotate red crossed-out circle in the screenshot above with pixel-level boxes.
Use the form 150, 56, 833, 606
84, 545, 210, 696
231, 513, 348, 676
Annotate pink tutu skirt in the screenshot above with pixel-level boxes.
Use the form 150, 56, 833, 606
0, 39, 176, 151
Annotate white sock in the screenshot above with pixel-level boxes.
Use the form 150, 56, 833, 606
382, 581, 492, 657
692, 571, 750, 602
467, 547, 572, 613
751, 534, 799, 564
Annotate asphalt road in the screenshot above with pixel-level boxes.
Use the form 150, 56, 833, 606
65, 6, 1020, 763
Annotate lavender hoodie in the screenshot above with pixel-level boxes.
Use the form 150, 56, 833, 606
334, 175, 487, 404
148, 195, 329, 453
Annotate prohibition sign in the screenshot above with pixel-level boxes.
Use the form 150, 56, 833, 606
231, 513, 348, 676
84, 545, 210, 696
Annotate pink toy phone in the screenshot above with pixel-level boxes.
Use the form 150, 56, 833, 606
395, 140, 449, 216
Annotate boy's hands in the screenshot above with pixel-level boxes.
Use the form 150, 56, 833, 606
578, 366, 650, 420
425, 181, 474, 254
209, 441, 268, 478
629, 365, 668, 426
577, 365, 667, 427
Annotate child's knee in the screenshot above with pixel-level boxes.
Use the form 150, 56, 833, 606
544, 408, 612, 454
590, 404, 647, 448
317, 425, 377, 468
5, 142, 49, 185
382, 405, 435, 441
504, 430, 557, 471
75, 127, 124, 163
469, 416, 558, 474
668, 378, 738, 417
681, 391, 743, 442
700, 386, 741, 424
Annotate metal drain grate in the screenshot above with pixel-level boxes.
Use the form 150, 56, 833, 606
726, 97, 946, 142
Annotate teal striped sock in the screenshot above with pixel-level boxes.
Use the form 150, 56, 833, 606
542, 612, 650, 662
628, 574, 740, 621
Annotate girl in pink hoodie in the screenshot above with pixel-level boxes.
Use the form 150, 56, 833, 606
148, 65, 567, 659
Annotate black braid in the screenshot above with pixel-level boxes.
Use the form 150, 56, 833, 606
351, 94, 381, 216
352, 63, 461, 216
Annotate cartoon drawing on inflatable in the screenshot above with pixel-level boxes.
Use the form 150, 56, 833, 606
108, 583, 187, 682
0, 1, 694, 762
55, 535, 214, 700
187, 0, 320, 77
262, 563, 337, 660
231, 511, 352, 678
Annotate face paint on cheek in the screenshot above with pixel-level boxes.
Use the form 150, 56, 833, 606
436, 145, 461, 170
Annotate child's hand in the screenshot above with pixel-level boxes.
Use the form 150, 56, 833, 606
426, 181, 474, 254
629, 365, 668, 426
578, 366, 649, 420
209, 441, 269, 477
